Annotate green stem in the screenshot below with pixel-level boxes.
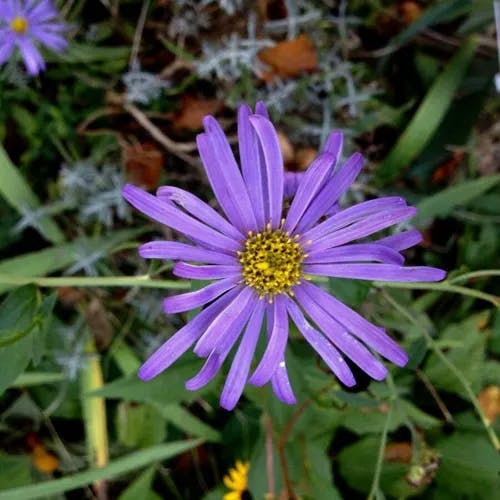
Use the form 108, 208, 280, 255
381, 290, 500, 451
367, 401, 393, 500
373, 281, 499, 308
0, 273, 190, 290
447, 270, 500, 284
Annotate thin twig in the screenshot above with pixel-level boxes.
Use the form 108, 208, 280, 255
277, 401, 310, 499
367, 401, 393, 500
129, 0, 151, 68
264, 413, 275, 499
121, 100, 201, 169
416, 368, 454, 424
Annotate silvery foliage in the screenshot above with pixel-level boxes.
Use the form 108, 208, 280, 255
123, 61, 169, 105
197, 14, 273, 80
59, 160, 131, 229
200, 0, 244, 15
53, 324, 87, 380
169, 1, 211, 37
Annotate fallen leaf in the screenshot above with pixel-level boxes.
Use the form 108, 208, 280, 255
295, 147, 317, 171
31, 445, 59, 474
258, 35, 318, 80
86, 298, 113, 351
478, 386, 500, 423
123, 141, 164, 189
384, 442, 413, 463
399, 1, 422, 25
277, 131, 295, 166
173, 95, 223, 131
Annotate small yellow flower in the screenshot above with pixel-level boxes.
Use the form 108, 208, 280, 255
223, 460, 250, 500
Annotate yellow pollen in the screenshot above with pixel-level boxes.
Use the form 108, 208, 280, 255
239, 228, 305, 297
10, 16, 29, 34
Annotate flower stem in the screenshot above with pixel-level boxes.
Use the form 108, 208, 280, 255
381, 289, 500, 451
374, 281, 499, 308
0, 273, 190, 289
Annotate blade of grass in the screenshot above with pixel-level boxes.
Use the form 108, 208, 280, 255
0, 228, 146, 294
0, 440, 202, 500
80, 337, 109, 498
0, 145, 65, 244
0, 274, 190, 290
377, 37, 477, 184
414, 175, 500, 224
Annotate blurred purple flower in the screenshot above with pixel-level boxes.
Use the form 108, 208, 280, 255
0, 0, 67, 75
123, 102, 446, 410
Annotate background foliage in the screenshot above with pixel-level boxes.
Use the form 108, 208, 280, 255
0, 0, 499, 498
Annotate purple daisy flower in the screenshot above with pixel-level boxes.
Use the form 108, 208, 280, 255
123, 102, 446, 410
0, 0, 67, 75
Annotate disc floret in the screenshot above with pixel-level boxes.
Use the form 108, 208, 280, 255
238, 226, 305, 298
11, 16, 29, 33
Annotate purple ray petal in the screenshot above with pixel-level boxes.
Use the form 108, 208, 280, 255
283, 172, 302, 199
17, 37, 45, 75
271, 362, 297, 405
157, 186, 244, 240
201, 116, 257, 232
31, 27, 67, 51
298, 282, 408, 366
139, 241, 238, 265
173, 262, 241, 280
138, 288, 240, 380
193, 287, 257, 357
294, 286, 388, 380
304, 263, 446, 282
255, 101, 270, 118
163, 278, 238, 314
295, 153, 364, 233
123, 184, 241, 253
284, 152, 335, 232
220, 300, 265, 410
238, 104, 266, 229
185, 352, 223, 391
305, 244, 404, 265
287, 299, 356, 386
322, 130, 343, 166
186, 294, 257, 391
249, 295, 288, 386
303, 197, 407, 242
249, 115, 284, 229
376, 229, 423, 251
307, 206, 417, 254
0, 34, 15, 65
27, 0, 58, 22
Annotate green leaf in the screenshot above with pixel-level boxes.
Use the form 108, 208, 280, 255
338, 437, 423, 498
0, 286, 39, 395
89, 358, 213, 405
116, 403, 166, 448
424, 311, 489, 396
54, 43, 130, 64
414, 175, 500, 224
0, 228, 144, 293
435, 433, 500, 497
0, 455, 32, 491
155, 403, 221, 442
0, 145, 65, 244
377, 38, 477, 183
119, 467, 160, 500
0, 440, 202, 500
388, 0, 473, 50
327, 277, 371, 308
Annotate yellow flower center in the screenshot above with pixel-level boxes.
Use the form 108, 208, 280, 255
10, 16, 29, 34
238, 227, 304, 297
